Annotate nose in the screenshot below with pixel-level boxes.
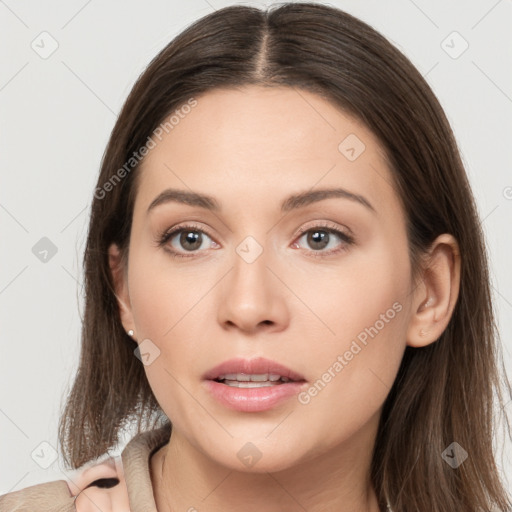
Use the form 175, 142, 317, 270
217, 243, 290, 335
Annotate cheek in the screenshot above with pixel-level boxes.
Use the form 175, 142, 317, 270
294, 303, 406, 455
126, 247, 214, 419
294, 242, 409, 439
127, 243, 208, 340
314, 232, 410, 340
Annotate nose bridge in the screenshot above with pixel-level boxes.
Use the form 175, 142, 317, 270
234, 234, 270, 285
231, 233, 274, 305
217, 231, 289, 332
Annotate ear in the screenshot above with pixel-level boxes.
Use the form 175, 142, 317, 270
108, 243, 135, 337
406, 234, 461, 347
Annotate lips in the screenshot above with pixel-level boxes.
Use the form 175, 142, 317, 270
202, 357, 307, 412
202, 357, 306, 384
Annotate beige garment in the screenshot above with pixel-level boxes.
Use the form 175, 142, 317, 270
0, 423, 172, 512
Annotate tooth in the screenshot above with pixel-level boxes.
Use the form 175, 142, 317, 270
224, 381, 281, 388
216, 373, 291, 383
220, 373, 251, 381
250, 374, 269, 382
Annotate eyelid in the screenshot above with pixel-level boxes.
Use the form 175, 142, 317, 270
295, 220, 353, 237
159, 220, 351, 242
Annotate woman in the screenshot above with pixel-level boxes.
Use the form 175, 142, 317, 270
1, 3, 510, 511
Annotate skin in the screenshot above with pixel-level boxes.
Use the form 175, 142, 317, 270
109, 86, 460, 512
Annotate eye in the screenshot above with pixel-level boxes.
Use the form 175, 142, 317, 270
156, 223, 219, 259
156, 221, 354, 260
293, 222, 354, 257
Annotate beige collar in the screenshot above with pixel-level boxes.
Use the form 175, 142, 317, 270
74, 422, 171, 512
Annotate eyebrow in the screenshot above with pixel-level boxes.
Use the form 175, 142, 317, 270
147, 187, 376, 215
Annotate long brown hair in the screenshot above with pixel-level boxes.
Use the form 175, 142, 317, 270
58, 3, 512, 510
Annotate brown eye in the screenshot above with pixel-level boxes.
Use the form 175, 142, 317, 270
157, 223, 219, 259
178, 230, 203, 251
295, 226, 353, 256
306, 230, 330, 250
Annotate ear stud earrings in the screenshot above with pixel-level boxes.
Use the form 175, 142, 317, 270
127, 329, 134, 337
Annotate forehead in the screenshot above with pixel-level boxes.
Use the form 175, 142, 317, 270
135, 86, 398, 216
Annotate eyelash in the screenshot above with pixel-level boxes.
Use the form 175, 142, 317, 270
156, 221, 355, 260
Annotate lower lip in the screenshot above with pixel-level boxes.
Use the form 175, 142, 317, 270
203, 380, 306, 412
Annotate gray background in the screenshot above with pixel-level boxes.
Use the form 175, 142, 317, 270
1, 0, 511, 496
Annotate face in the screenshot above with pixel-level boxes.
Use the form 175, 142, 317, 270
111, 86, 416, 473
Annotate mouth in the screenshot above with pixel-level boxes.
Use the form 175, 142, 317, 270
202, 357, 307, 412
203, 356, 306, 386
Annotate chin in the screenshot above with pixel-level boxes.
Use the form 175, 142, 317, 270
200, 437, 311, 475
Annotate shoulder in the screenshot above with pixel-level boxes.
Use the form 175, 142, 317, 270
0, 423, 171, 512
0, 456, 129, 512
0, 479, 75, 512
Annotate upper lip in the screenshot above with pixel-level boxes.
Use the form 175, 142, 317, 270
203, 357, 306, 382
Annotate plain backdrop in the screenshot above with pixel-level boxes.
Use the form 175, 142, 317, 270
1, 0, 511, 496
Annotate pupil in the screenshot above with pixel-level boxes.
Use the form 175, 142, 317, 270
308, 230, 329, 250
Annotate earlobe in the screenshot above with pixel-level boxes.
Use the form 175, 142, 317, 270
406, 234, 461, 348
108, 243, 135, 335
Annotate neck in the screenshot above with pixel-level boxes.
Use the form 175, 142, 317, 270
151, 414, 382, 512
